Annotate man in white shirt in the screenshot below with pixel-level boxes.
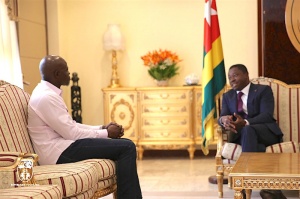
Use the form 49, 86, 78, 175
28, 55, 142, 199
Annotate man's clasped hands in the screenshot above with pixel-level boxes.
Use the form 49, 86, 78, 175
221, 113, 247, 133
103, 122, 125, 139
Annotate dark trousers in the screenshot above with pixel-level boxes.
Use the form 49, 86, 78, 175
56, 138, 142, 199
229, 124, 281, 152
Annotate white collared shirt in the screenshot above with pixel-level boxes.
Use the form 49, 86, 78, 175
28, 80, 108, 165
237, 83, 251, 115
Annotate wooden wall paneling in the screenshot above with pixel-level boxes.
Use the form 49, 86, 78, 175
258, 0, 300, 84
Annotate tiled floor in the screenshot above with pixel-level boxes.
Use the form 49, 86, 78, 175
102, 152, 299, 199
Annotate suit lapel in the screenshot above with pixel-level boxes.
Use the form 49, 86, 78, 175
247, 83, 258, 116
228, 89, 238, 113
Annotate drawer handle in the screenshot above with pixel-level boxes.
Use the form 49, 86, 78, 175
160, 120, 170, 124
160, 94, 169, 99
160, 107, 169, 112
161, 132, 170, 137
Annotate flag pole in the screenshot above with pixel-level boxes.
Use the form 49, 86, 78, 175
201, 0, 227, 185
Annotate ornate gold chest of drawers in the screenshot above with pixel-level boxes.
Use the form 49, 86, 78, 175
102, 86, 217, 159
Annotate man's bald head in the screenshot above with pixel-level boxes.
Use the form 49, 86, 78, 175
39, 55, 70, 88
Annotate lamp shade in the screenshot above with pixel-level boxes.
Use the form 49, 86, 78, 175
103, 24, 125, 51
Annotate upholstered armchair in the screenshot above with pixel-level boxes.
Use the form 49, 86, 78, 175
0, 80, 117, 198
215, 77, 300, 198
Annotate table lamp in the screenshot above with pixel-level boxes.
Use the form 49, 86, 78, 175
103, 24, 125, 88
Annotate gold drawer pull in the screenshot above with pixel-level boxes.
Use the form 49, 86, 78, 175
161, 132, 170, 137
160, 120, 170, 124
160, 94, 169, 99
160, 107, 169, 112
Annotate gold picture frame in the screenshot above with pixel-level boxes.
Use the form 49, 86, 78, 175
285, 0, 300, 53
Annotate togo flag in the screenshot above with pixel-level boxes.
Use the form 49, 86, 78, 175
201, 0, 226, 155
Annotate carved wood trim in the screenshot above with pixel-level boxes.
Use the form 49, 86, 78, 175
5, 0, 18, 21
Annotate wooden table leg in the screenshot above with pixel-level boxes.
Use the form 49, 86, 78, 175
245, 189, 252, 199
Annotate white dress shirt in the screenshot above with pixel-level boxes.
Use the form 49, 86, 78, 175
237, 83, 250, 115
28, 80, 108, 165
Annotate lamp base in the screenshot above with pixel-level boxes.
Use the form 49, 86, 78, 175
108, 79, 121, 88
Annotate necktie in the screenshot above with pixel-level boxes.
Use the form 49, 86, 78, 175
237, 92, 244, 113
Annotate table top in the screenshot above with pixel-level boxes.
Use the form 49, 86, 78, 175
229, 152, 300, 178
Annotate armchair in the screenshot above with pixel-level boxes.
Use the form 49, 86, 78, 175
0, 80, 117, 198
215, 77, 300, 198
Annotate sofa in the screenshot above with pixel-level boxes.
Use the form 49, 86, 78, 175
215, 77, 300, 198
0, 80, 117, 198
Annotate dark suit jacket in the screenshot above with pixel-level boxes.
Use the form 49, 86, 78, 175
219, 83, 283, 136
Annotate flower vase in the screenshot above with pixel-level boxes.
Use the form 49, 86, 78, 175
156, 79, 169, 87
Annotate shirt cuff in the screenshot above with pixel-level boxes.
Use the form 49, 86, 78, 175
97, 129, 108, 138
244, 119, 249, 125
219, 117, 225, 127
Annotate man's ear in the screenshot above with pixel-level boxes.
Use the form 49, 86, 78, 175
53, 70, 60, 78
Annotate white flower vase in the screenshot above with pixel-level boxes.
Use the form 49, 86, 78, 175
156, 79, 169, 87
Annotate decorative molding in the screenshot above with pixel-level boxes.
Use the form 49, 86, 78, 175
285, 0, 300, 53
5, 0, 18, 21
233, 177, 300, 190
110, 98, 134, 130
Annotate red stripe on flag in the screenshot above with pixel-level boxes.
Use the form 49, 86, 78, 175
204, 0, 221, 53
204, 20, 211, 53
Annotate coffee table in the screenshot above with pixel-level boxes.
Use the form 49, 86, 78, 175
229, 152, 300, 199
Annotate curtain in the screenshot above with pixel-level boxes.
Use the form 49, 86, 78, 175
0, 0, 23, 88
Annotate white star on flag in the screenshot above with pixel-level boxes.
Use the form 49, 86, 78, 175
204, 0, 217, 26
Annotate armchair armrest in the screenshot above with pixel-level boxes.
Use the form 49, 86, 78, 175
0, 152, 38, 188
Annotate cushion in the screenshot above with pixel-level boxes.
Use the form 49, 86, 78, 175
80, 159, 116, 180
0, 185, 62, 199
34, 159, 116, 198
266, 141, 299, 153
0, 84, 35, 154
34, 161, 99, 197
222, 159, 237, 164
221, 143, 242, 161
0, 152, 20, 167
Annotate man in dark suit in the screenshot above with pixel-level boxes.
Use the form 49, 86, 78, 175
219, 64, 283, 152
219, 64, 286, 199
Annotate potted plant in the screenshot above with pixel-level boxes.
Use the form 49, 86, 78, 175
141, 49, 181, 86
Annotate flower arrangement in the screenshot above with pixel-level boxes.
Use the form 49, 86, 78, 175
141, 49, 181, 81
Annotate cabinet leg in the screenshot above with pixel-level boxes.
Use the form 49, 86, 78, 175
138, 146, 144, 160
188, 145, 195, 159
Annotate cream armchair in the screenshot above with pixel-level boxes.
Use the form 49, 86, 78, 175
215, 77, 300, 198
0, 80, 117, 198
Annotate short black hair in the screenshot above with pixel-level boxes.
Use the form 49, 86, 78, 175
229, 64, 248, 74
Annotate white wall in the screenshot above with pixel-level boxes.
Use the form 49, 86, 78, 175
47, 0, 258, 125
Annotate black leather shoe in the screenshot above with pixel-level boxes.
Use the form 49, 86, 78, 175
241, 189, 246, 199
260, 190, 287, 199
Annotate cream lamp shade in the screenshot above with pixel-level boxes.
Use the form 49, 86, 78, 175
103, 24, 125, 88
103, 24, 124, 51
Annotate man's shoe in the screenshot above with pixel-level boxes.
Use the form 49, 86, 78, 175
260, 190, 287, 199
241, 189, 246, 198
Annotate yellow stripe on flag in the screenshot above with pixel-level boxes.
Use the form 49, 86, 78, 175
201, 0, 226, 155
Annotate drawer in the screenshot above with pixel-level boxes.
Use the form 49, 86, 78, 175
139, 91, 191, 103
141, 128, 191, 140
141, 104, 189, 115
142, 117, 189, 127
